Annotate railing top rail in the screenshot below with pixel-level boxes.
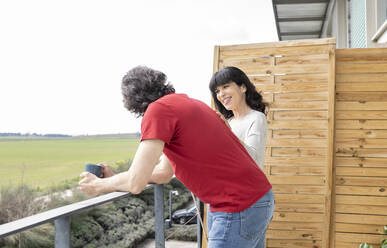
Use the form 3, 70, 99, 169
0, 184, 153, 239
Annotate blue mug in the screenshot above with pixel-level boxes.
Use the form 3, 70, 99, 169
85, 163, 102, 177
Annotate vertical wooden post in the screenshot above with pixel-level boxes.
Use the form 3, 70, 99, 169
326, 42, 337, 248
201, 45, 220, 248
213, 46, 220, 74
210, 45, 220, 109
265, 55, 275, 177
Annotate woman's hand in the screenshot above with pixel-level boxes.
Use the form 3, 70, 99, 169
215, 111, 231, 129
79, 172, 103, 197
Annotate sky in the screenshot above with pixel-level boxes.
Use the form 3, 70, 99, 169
0, 0, 278, 135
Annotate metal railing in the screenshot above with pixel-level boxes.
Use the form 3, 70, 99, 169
0, 184, 171, 248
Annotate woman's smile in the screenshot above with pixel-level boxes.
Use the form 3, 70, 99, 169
222, 96, 232, 106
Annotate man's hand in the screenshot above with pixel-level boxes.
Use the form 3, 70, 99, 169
79, 172, 103, 197
99, 162, 115, 178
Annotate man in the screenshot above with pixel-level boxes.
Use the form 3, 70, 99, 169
79, 66, 274, 248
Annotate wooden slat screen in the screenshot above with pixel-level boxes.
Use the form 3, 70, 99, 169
333, 48, 387, 248
212, 38, 336, 248
206, 39, 387, 248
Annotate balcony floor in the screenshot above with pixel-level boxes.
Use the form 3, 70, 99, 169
138, 238, 197, 248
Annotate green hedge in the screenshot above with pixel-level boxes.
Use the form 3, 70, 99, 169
0, 178, 194, 248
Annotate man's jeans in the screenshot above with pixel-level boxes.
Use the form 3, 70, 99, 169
207, 189, 274, 248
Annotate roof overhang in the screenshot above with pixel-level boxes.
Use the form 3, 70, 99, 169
272, 0, 335, 41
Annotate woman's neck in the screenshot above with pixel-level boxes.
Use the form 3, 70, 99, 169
232, 103, 252, 120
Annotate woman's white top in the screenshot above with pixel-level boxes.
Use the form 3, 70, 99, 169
229, 110, 267, 170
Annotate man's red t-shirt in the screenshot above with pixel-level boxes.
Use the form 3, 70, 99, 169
141, 93, 272, 213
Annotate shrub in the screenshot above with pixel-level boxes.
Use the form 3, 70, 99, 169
0, 184, 46, 224
69, 177, 193, 247
0, 184, 53, 247
165, 224, 197, 241
3, 224, 54, 248
359, 225, 387, 248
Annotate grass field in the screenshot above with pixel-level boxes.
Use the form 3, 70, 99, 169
0, 137, 139, 188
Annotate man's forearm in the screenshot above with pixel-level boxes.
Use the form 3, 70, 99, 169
99, 140, 171, 194
99, 166, 172, 193
99, 171, 142, 194
148, 154, 174, 184
149, 169, 173, 184
79, 140, 166, 196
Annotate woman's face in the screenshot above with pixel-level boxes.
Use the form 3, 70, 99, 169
215, 81, 246, 111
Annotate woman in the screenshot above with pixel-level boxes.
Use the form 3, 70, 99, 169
209, 66, 268, 170
206, 66, 272, 248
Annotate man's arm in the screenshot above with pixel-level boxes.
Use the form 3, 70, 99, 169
79, 139, 167, 196
149, 154, 174, 184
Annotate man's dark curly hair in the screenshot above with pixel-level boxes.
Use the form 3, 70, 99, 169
121, 66, 175, 116
209, 66, 267, 119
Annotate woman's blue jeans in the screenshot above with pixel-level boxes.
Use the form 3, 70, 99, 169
206, 189, 274, 248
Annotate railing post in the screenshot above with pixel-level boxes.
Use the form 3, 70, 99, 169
154, 184, 165, 248
54, 216, 71, 248
196, 197, 202, 248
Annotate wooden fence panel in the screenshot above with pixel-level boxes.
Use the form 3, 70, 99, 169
207, 39, 387, 248
210, 38, 336, 248
334, 48, 387, 248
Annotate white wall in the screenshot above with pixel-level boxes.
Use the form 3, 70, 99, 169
331, 0, 348, 48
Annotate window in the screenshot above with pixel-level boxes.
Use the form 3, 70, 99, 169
349, 0, 367, 48
377, 0, 387, 29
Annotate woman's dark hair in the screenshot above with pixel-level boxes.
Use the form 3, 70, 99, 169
121, 66, 175, 116
209, 66, 267, 119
